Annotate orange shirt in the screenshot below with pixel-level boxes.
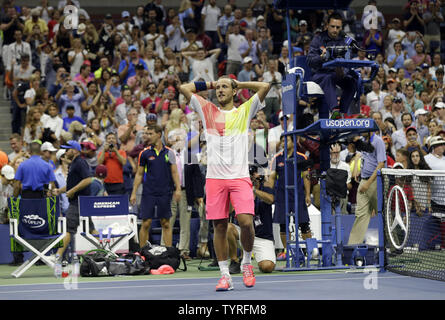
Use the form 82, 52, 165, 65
98, 150, 127, 184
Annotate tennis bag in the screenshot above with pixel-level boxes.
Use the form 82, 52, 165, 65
80, 249, 149, 277
140, 243, 187, 272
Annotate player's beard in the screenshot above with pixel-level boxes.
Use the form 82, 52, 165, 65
217, 92, 234, 106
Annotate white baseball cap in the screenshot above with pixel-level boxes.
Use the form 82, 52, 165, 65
243, 56, 253, 64
1, 165, 15, 180
414, 109, 428, 117
434, 102, 445, 109
56, 149, 66, 161
41, 142, 57, 152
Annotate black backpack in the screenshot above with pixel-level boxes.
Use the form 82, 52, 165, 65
140, 243, 187, 271
80, 249, 150, 277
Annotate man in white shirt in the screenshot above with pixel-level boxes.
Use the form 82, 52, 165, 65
41, 104, 64, 140
225, 23, 245, 76
166, 15, 185, 52
5, 29, 32, 72
115, 88, 134, 125
262, 59, 282, 122
183, 47, 221, 83
391, 112, 415, 151
201, 0, 221, 49
267, 111, 292, 156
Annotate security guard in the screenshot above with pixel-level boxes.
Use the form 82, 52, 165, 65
307, 12, 357, 117
130, 125, 182, 248
13, 140, 56, 199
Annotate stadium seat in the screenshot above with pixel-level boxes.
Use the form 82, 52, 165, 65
8, 196, 66, 278
78, 195, 138, 254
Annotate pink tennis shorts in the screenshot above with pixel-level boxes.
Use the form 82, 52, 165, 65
205, 177, 255, 220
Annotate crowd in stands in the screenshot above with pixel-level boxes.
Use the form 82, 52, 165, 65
0, 0, 445, 258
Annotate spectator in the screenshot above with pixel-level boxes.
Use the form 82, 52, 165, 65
422, 0, 443, 53
392, 112, 415, 150
150, 57, 168, 86
387, 42, 407, 70
405, 126, 425, 154
23, 107, 43, 144
182, 47, 221, 83
118, 45, 148, 84
217, 4, 234, 46
366, 79, 386, 112
261, 59, 282, 122
97, 132, 127, 195
412, 41, 431, 67
255, 27, 272, 60
23, 7, 48, 38
117, 107, 144, 153
56, 81, 86, 118
0, 165, 15, 224
238, 56, 256, 82
386, 18, 406, 57
429, 54, 444, 79
62, 105, 85, 132
166, 15, 186, 52
225, 23, 245, 76
5, 29, 32, 73
403, 0, 425, 34
268, 111, 292, 156
0, 6, 25, 47
8, 133, 26, 162
41, 103, 64, 141
363, 27, 383, 56
404, 82, 424, 112
238, 29, 259, 66
115, 88, 134, 125
67, 37, 88, 78
201, 0, 221, 49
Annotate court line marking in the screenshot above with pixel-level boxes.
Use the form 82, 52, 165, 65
0, 269, 392, 288
0, 275, 409, 295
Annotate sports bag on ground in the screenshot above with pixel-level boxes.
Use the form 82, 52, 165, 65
140, 243, 187, 271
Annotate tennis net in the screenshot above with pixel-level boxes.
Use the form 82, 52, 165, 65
381, 168, 445, 282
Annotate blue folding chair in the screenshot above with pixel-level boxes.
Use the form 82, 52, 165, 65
78, 195, 138, 254
8, 196, 66, 278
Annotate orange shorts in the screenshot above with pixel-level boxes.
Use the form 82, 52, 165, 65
205, 177, 255, 220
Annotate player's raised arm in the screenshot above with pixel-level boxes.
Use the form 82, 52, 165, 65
235, 80, 271, 103
179, 81, 216, 103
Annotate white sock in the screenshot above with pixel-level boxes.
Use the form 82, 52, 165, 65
218, 260, 230, 277
241, 251, 252, 266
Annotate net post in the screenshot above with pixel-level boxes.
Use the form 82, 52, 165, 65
376, 170, 385, 272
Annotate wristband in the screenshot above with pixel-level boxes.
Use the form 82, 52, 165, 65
194, 81, 207, 92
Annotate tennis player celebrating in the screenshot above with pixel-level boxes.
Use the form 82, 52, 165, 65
180, 77, 270, 291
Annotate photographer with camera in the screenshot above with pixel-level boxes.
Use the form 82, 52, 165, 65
5, 29, 32, 74
307, 12, 357, 117
227, 164, 276, 274
97, 132, 127, 195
